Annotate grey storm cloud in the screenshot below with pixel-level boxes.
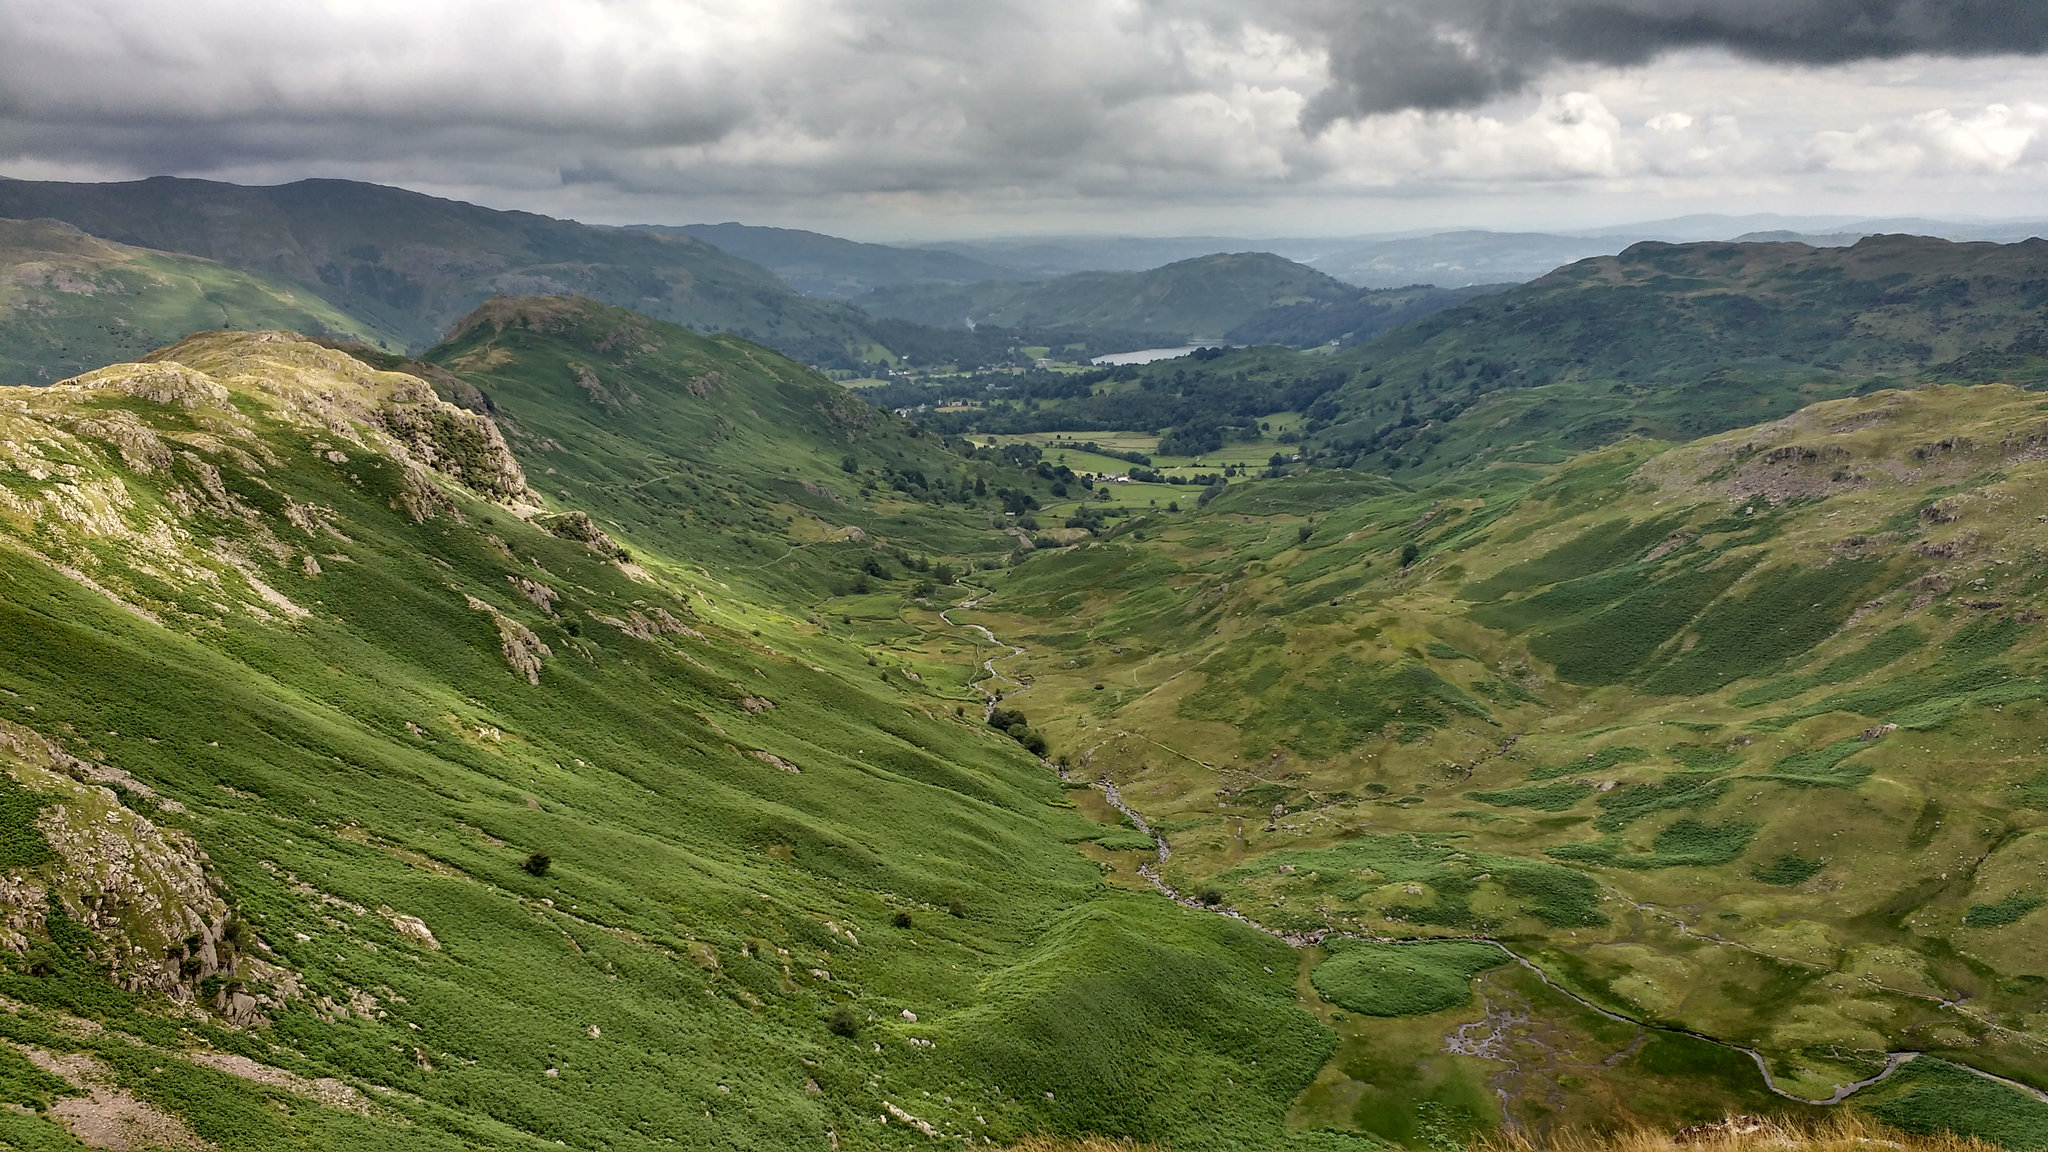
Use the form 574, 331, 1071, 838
2, 0, 2048, 227
1284, 0, 2048, 124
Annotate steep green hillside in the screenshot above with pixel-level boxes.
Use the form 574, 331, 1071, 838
1312, 235, 2048, 473
961, 383, 2048, 1144
0, 330, 1344, 1151
396, 295, 1086, 599
0, 176, 879, 361
0, 217, 399, 384
857, 252, 1360, 342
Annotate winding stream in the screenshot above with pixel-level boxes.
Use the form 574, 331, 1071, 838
938, 591, 2048, 1112
940, 585, 1025, 721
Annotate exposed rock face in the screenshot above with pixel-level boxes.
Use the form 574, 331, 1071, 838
592, 605, 699, 641
0, 331, 576, 628
508, 575, 559, 614
466, 594, 552, 684
375, 393, 537, 507
0, 720, 234, 1002
378, 906, 440, 951
539, 509, 628, 559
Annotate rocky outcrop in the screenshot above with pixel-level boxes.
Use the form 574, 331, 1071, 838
375, 390, 538, 507
0, 720, 244, 1006
465, 594, 552, 684
538, 510, 628, 559
591, 605, 699, 641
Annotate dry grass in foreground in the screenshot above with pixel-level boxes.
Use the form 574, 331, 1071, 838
1477, 1116, 1997, 1152
1006, 1116, 1996, 1152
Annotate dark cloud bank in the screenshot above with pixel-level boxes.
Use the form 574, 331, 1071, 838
1295, 0, 2048, 122
1, 0, 2047, 227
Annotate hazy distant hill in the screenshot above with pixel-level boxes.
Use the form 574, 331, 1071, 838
0, 175, 880, 358
644, 222, 1019, 297
858, 251, 1368, 342
1300, 230, 1635, 288
925, 218, 2048, 290
925, 235, 1266, 276
922, 229, 1747, 289
1733, 230, 1870, 246
1306, 220, 2048, 286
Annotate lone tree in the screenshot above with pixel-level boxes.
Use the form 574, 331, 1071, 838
826, 1005, 861, 1038
523, 853, 552, 877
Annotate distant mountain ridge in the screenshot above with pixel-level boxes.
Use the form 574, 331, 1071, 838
878, 233, 2048, 481
852, 251, 1497, 347
855, 251, 1353, 339
0, 175, 879, 359
919, 216, 2048, 288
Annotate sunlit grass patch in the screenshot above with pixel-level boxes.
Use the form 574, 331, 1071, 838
1310, 940, 1508, 1017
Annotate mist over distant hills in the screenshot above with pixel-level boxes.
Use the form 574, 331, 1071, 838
6, 172, 2044, 386
677, 213, 2044, 294
637, 222, 1017, 298
914, 215, 2048, 288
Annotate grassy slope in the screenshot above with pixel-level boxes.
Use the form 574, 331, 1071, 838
0, 330, 1342, 1150
963, 384, 2048, 1142
0, 217, 400, 384
11, 258, 2048, 1150
409, 296, 1042, 603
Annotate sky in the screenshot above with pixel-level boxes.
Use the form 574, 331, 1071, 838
2, 1, 2047, 240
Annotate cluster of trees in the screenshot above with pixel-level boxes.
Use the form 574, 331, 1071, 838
829, 436, 1092, 514
844, 546, 971, 596
850, 348, 1354, 465
1126, 466, 1227, 489
1065, 440, 1152, 466
987, 707, 1049, 758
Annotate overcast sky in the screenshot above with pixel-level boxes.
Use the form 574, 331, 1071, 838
3, 1, 2047, 239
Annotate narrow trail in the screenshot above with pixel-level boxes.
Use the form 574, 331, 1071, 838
948, 597, 2048, 1112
